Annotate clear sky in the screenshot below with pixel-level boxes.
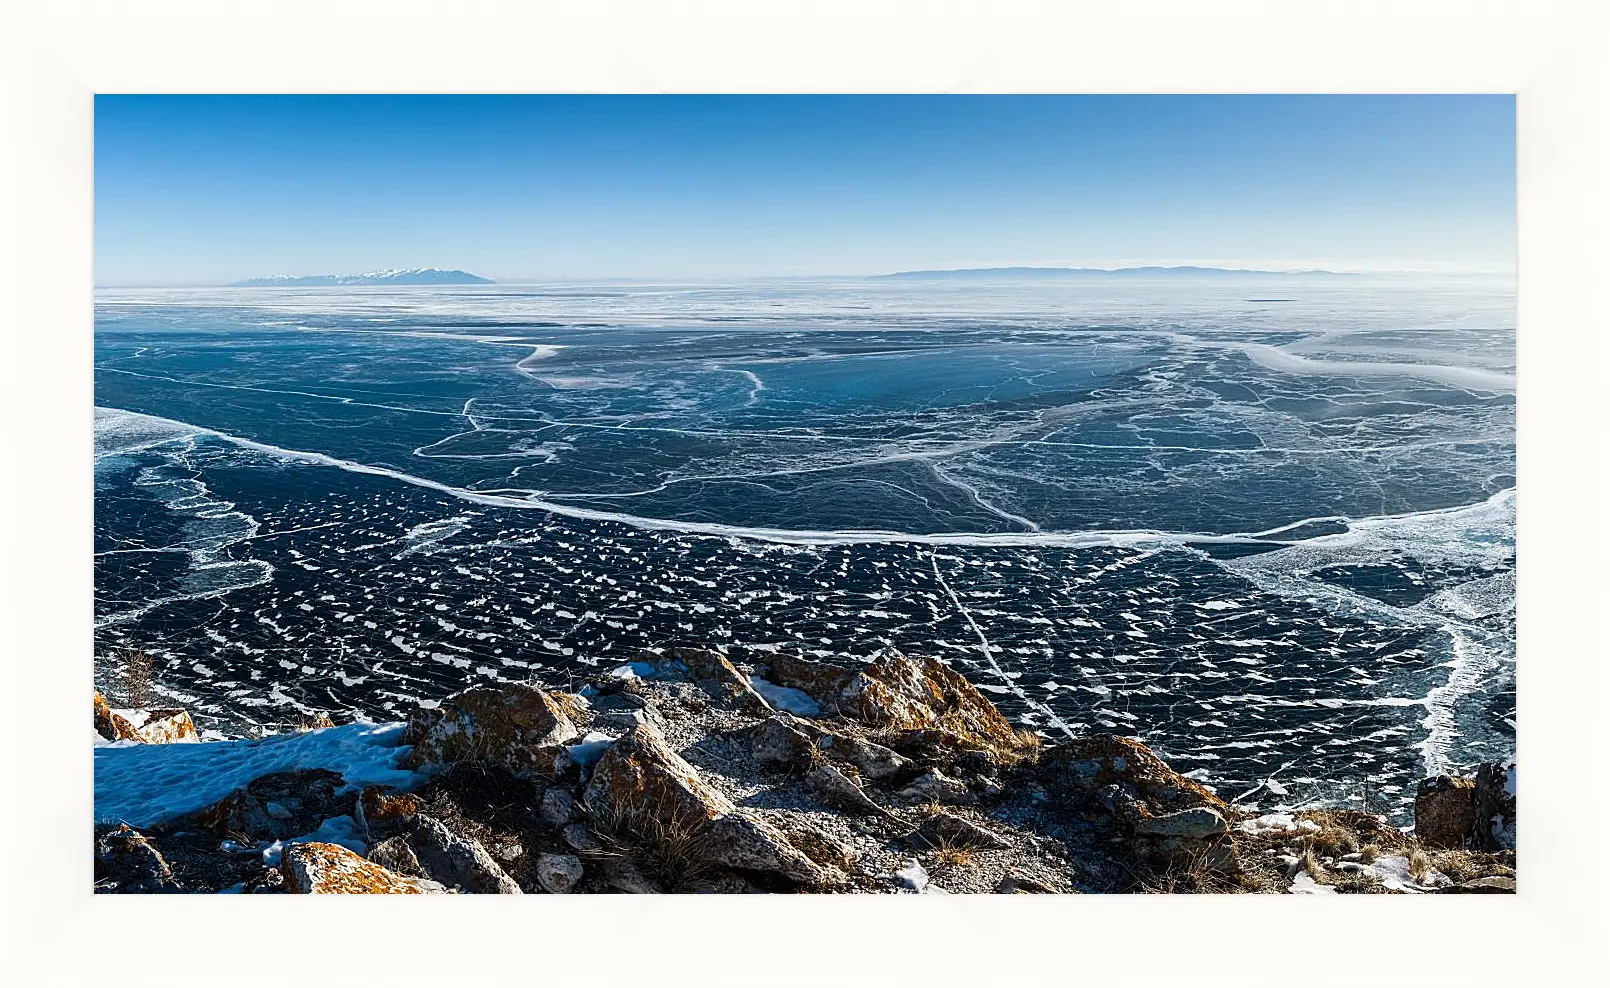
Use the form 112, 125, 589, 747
94, 95, 1515, 286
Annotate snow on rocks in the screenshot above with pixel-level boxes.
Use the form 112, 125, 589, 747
749, 677, 821, 716
94, 692, 198, 745
95, 722, 418, 829
1236, 812, 1320, 836
894, 858, 930, 892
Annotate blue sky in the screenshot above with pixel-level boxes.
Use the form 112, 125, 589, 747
94, 95, 1515, 285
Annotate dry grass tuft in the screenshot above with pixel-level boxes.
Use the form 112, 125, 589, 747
115, 648, 155, 707
932, 845, 976, 870
1408, 849, 1434, 884
586, 800, 718, 893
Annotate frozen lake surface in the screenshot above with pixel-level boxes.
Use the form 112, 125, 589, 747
93, 275, 1515, 819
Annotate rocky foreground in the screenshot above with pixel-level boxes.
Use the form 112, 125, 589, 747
94, 648, 1517, 894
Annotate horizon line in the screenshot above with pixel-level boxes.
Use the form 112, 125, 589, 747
95, 262, 1519, 290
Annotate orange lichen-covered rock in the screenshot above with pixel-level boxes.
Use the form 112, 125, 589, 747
852, 653, 1018, 745
357, 785, 425, 833
756, 653, 859, 704
94, 692, 136, 741
94, 695, 198, 745
402, 683, 580, 778
1036, 734, 1228, 818
761, 651, 1018, 749
129, 708, 198, 744
1414, 775, 1478, 850
280, 842, 428, 894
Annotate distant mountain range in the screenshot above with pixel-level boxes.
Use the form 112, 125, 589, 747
232, 268, 494, 287
873, 266, 1349, 279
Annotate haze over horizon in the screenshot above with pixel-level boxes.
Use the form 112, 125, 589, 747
95, 95, 1515, 287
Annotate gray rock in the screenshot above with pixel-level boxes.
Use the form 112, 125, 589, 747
96, 824, 178, 893
593, 708, 652, 730
818, 734, 910, 781
1133, 806, 1230, 840
602, 859, 662, 894
752, 713, 816, 768
490, 839, 524, 864
699, 812, 829, 884
367, 835, 423, 877
535, 852, 585, 893
539, 787, 581, 827
995, 869, 1059, 893
805, 763, 888, 817
898, 769, 976, 805
669, 647, 772, 713
915, 811, 1011, 851
409, 815, 523, 894
561, 823, 602, 853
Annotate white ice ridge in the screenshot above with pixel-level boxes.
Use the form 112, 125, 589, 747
93, 406, 1515, 552
1217, 339, 1515, 392
928, 551, 1076, 739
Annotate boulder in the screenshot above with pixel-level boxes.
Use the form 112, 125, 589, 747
759, 652, 1020, 750
408, 815, 523, 894
95, 824, 178, 893
754, 653, 859, 706
804, 764, 888, 817
93, 692, 136, 742
667, 647, 771, 713
1133, 806, 1230, 840
402, 683, 580, 779
1472, 760, 1516, 852
1035, 735, 1227, 819
995, 869, 1062, 894
699, 813, 826, 884
898, 768, 976, 805
1414, 775, 1477, 850
751, 713, 817, 768
816, 733, 911, 782
538, 787, 581, 828
561, 823, 602, 854
602, 859, 663, 894
356, 785, 424, 837
914, 812, 1011, 851
534, 852, 585, 893
585, 723, 828, 885
194, 768, 351, 841
281, 842, 431, 894
584, 723, 736, 833
367, 835, 424, 877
